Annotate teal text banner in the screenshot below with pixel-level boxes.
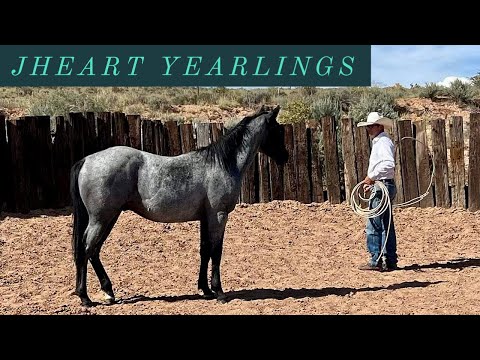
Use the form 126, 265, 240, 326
0, 45, 371, 86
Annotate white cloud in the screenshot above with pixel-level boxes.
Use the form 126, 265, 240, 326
372, 45, 480, 87
436, 76, 472, 87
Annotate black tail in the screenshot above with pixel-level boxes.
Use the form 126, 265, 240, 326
70, 158, 88, 264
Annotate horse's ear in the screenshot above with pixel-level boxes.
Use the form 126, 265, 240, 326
267, 105, 281, 123
255, 104, 267, 115
272, 105, 280, 117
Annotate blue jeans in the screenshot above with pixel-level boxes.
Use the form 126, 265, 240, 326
366, 181, 397, 267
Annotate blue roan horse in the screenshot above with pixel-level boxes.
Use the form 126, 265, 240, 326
70, 105, 288, 306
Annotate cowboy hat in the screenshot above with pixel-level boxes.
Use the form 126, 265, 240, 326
357, 112, 393, 128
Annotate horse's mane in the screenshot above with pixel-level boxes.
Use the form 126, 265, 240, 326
197, 110, 268, 172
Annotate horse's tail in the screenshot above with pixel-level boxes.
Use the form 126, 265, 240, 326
70, 158, 88, 264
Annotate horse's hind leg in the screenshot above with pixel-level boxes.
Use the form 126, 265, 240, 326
76, 217, 118, 306
75, 222, 105, 307
89, 213, 120, 304
74, 233, 91, 307
198, 217, 215, 299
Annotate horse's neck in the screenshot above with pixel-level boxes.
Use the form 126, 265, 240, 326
236, 119, 265, 177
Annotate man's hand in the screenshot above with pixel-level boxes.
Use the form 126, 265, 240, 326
363, 176, 375, 185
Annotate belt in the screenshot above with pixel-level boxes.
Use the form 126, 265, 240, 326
379, 179, 394, 184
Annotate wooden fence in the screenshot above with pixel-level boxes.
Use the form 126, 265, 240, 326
1, 112, 480, 214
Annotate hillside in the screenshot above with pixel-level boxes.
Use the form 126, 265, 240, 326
0, 98, 475, 122
0, 97, 476, 124
0, 86, 478, 124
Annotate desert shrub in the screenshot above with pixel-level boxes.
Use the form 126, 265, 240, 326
171, 93, 196, 105
145, 95, 172, 112
197, 91, 217, 105
271, 95, 288, 108
124, 103, 147, 116
418, 82, 445, 99
217, 96, 240, 110
277, 100, 311, 124
471, 72, 480, 88
300, 86, 317, 97
448, 79, 475, 104
311, 93, 342, 120
237, 89, 272, 108
349, 89, 399, 123
27, 90, 110, 116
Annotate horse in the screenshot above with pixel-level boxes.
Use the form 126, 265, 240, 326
70, 105, 288, 306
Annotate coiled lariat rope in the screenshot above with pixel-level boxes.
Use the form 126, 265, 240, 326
350, 136, 435, 266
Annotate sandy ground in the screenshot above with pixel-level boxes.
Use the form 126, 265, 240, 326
1, 200, 480, 315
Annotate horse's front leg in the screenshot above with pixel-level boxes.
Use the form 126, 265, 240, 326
198, 217, 215, 299
209, 211, 228, 303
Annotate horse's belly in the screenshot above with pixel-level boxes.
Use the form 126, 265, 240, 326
130, 197, 203, 223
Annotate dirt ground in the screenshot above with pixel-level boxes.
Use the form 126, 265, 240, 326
1, 200, 480, 315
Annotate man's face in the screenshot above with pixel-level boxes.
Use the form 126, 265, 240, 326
366, 124, 382, 137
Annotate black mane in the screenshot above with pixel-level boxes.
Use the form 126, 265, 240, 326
198, 111, 268, 172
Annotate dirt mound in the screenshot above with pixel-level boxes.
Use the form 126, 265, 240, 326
395, 97, 474, 122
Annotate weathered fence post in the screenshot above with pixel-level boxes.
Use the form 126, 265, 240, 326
449, 116, 466, 208
153, 121, 167, 155
7, 119, 29, 213
340, 118, 358, 205
97, 112, 113, 151
0, 115, 7, 212
308, 122, 324, 203
141, 119, 154, 154
258, 153, 270, 202
195, 123, 210, 148
431, 118, 450, 208
210, 123, 224, 143
321, 116, 341, 204
69, 113, 85, 165
164, 121, 182, 156
468, 113, 480, 211
293, 122, 310, 203
179, 123, 196, 153
127, 114, 142, 150
354, 124, 370, 194
414, 120, 434, 207
283, 124, 296, 200
269, 157, 284, 201
52, 116, 72, 208
391, 120, 404, 205
241, 160, 256, 203
397, 120, 419, 206
112, 112, 130, 147
84, 112, 98, 156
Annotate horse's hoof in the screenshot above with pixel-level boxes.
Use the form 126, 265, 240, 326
103, 291, 116, 304
104, 298, 116, 305
198, 288, 215, 300
214, 291, 227, 303
216, 296, 227, 304
81, 300, 95, 307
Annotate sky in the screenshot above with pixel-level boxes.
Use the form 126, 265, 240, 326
371, 45, 480, 87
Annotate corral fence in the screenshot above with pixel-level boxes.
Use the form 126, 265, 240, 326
1, 112, 479, 214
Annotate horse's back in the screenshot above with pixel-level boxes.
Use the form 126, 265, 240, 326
78, 146, 209, 221
81, 146, 145, 177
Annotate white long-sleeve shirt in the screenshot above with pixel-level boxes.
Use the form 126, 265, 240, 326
367, 132, 395, 180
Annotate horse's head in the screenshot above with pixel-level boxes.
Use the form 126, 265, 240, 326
259, 105, 289, 165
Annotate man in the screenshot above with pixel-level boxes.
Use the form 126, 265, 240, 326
356, 112, 397, 271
